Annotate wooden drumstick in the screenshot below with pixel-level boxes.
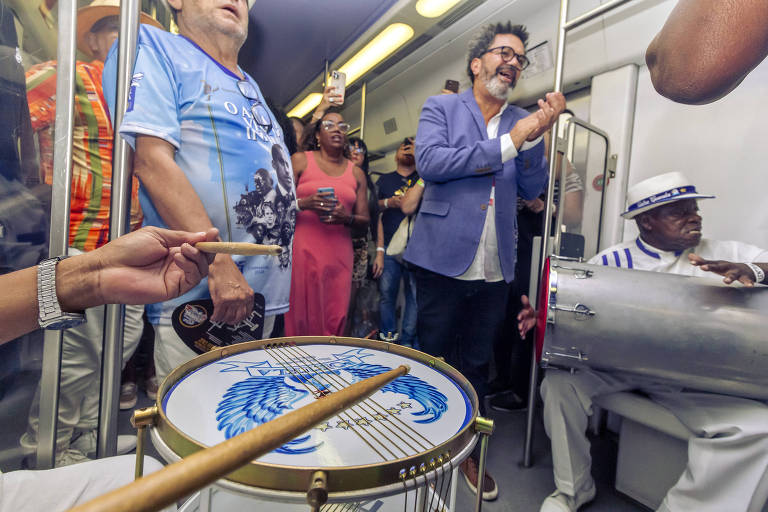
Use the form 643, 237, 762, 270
194, 241, 282, 256
69, 364, 410, 512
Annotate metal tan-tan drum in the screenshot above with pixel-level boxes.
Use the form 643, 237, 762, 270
148, 337, 484, 511
537, 257, 768, 400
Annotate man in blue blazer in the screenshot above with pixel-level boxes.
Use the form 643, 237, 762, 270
404, 21, 565, 500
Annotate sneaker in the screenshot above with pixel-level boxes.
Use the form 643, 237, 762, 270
71, 430, 137, 457
459, 456, 498, 501
489, 390, 528, 412
55, 448, 92, 467
120, 382, 138, 410
539, 480, 596, 512
144, 376, 159, 401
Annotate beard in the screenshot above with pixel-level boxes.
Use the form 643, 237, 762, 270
481, 64, 517, 100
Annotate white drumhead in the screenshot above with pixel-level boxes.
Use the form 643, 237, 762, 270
163, 344, 473, 468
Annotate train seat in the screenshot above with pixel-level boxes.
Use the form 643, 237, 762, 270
592, 391, 690, 510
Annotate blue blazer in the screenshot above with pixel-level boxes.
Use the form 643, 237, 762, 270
404, 89, 548, 283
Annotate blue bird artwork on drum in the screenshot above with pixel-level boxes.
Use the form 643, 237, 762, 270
214, 348, 449, 454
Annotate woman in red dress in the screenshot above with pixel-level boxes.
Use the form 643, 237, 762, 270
285, 111, 370, 335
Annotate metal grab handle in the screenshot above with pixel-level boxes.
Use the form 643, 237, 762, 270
550, 303, 595, 317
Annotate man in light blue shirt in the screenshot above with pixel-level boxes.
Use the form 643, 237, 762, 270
103, 0, 296, 381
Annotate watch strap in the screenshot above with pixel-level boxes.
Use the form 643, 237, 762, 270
37, 256, 86, 330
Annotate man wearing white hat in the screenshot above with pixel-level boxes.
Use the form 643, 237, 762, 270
20, 0, 163, 467
538, 171, 768, 512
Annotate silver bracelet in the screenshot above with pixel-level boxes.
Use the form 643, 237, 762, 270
745, 262, 765, 284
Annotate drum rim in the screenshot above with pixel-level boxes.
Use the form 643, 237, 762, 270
154, 336, 479, 493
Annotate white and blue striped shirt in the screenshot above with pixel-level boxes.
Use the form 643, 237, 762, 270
589, 238, 768, 277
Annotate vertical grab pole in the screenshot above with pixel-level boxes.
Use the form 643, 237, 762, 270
36, 0, 78, 470
360, 81, 367, 140
522, 0, 569, 468
97, 0, 142, 458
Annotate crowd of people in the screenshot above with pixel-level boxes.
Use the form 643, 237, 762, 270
2, 0, 768, 511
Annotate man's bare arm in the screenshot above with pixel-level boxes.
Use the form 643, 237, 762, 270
0, 227, 216, 345
134, 135, 254, 324
646, 0, 768, 105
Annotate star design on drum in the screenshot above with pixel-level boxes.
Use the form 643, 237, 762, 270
373, 412, 388, 421
398, 401, 413, 409
386, 407, 401, 415
336, 420, 351, 430
315, 422, 333, 432
355, 417, 371, 426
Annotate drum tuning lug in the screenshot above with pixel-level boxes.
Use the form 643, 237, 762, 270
131, 406, 159, 428
473, 416, 495, 435
306, 470, 328, 510
419, 462, 427, 473
409, 465, 418, 478
550, 303, 596, 318
546, 349, 589, 362
552, 264, 593, 279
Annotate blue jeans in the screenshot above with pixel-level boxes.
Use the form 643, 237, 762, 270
379, 254, 418, 349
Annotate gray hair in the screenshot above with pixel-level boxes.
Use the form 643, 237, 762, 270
466, 22, 529, 83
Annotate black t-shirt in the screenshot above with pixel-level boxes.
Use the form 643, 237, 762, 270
376, 170, 419, 246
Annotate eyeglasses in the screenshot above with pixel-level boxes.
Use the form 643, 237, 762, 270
485, 46, 530, 70
321, 120, 351, 133
348, 145, 366, 154
236, 80, 273, 133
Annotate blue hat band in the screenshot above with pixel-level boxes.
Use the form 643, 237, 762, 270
625, 185, 698, 214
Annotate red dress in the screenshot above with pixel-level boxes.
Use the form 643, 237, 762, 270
285, 152, 357, 336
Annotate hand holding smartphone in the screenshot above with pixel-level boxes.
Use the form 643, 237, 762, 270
329, 71, 346, 105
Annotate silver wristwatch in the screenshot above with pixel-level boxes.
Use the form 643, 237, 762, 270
37, 256, 86, 330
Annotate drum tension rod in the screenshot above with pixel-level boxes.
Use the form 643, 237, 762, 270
307, 470, 328, 511
131, 406, 159, 480
473, 417, 495, 512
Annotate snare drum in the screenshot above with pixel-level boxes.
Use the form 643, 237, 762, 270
149, 336, 479, 509
537, 257, 768, 399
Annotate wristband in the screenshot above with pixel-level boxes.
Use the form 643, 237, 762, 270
376, 247, 385, 252
745, 262, 765, 283
417, 178, 425, 187
384, 198, 389, 208
295, 198, 302, 211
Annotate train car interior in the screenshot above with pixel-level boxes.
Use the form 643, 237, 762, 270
1, 0, 767, 511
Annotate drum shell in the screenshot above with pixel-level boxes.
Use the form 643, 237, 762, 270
541, 261, 768, 400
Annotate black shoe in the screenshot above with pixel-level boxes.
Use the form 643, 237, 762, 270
489, 390, 527, 412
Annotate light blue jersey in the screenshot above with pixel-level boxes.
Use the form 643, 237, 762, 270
103, 26, 296, 325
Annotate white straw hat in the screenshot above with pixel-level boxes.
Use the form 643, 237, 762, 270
77, 0, 163, 58
621, 171, 714, 219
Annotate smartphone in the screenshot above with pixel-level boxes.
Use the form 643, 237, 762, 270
317, 187, 336, 200
444, 79, 459, 93
329, 71, 346, 105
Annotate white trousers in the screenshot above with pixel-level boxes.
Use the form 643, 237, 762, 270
153, 315, 276, 383
0, 455, 174, 512
21, 250, 144, 452
541, 369, 768, 512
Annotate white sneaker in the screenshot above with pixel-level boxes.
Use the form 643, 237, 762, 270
539, 480, 596, 512
55, 448, 91, 467
71, 430, 137, 456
